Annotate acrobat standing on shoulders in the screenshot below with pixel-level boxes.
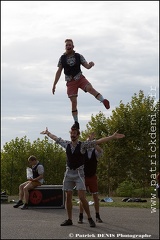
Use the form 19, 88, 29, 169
52, 39, 110, 130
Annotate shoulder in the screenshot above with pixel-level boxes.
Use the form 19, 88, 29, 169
75, 52, 80, 56
37, 163, 44, 168
36, 164, 44, 172
60, 53, 66, 59
78, 53, 87, 63
75, 53, 83, 57
75, 52, 84, 59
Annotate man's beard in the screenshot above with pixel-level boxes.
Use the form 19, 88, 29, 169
71, 136, 77, 141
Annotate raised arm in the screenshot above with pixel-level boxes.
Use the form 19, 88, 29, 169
88, 132, 103, 153
40, 127, 58, 141
95, 144, 103, 154
95, 131, 125, 145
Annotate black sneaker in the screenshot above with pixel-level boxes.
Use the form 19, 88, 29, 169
21, 204, 28, 210
71, 121, 80, 130
88, 218, 96, 227
13, 200, 23, 208
78, 218, 83, 224
96, 217, 103, 223
75, 121, 80, 129
60, 219, 73, 226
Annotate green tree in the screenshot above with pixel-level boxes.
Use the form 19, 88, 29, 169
1, 90, 159, 196
1, 136, 32, 195
1, 136, 66, 195
81, 90, 159, 195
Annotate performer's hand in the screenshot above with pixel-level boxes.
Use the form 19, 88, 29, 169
89, 62, 95, 67
112, 130, 125, 139
52, 86, 56, 94
40, 127, 49, 135
88, 132, 95, 141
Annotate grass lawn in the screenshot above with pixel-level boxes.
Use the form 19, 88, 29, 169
5, 194, 159, 209
72, 194, 159, 209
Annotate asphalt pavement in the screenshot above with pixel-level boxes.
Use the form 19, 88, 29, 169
1, 203, 159, 239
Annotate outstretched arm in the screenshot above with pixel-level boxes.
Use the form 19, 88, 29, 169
95, 131, 125, 145
40, 127, 58, 141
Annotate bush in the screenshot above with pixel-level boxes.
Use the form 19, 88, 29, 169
116, 180, 154, 198
133, 187, 155, 198
116, 180, 135, 197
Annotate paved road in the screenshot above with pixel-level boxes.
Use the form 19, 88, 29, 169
1, 203, 159, 239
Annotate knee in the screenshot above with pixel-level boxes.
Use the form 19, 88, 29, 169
19, 184, 24, 191
23, 186, 29, 193
93, 194, 98, 201
79, 196, 85, 202
66, 191, 72, 200
70, 98, 77, 107
85, 84, 92, 92
70, 96, 77, 103
78, 192, 85, 202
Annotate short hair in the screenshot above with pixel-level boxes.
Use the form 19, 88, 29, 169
65, 39, 74, 48
65, 39, 73, 44
28, 155, 37, 162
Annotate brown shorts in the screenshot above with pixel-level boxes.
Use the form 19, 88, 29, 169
28, 180, 41, 188
85, 175, 98, 194
66, 75, 91, 98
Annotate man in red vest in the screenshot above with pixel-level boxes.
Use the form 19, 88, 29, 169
78, 133, 104, 223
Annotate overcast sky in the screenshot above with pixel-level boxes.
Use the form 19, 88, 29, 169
1, 1, 159, 149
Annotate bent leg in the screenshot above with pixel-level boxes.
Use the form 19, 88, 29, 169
19, 181, 30, 201
85, 83, 99, 96
23, 181, 35, 204
85, 84, 110, 109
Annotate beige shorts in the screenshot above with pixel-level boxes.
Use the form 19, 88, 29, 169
63, 166, 86, 191
27, 180, 41, 187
